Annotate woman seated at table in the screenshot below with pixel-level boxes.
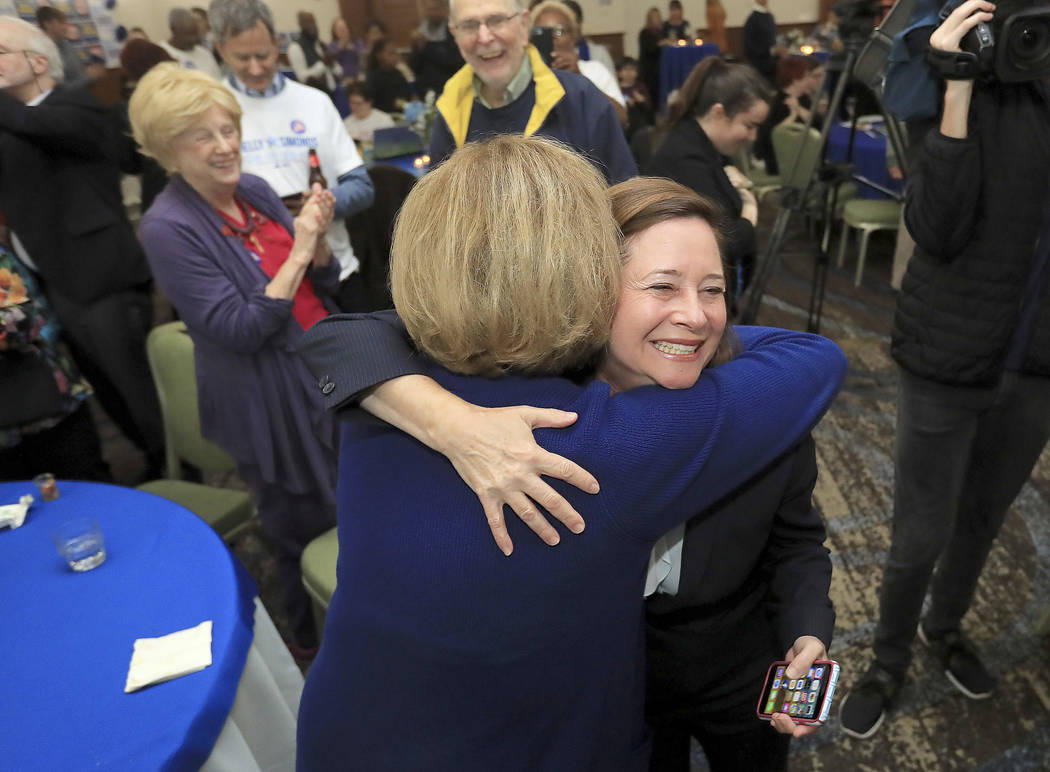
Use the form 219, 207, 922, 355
645, 57, 771, 297
754, 55, 827, 175
342, 83, 395, 143
128, 64, 339, 658
365, 37, 414, 114
295, 135, 845, 769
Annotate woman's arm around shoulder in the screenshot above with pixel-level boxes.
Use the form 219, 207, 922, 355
568, 326, 846, 542
298, 310, 601, 554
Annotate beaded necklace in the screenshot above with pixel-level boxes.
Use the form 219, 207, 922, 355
218, 198, 271, 258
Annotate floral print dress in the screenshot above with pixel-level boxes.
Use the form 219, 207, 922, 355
0, 247, 91, 449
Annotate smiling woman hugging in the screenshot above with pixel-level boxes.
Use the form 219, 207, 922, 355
295, 134, 843, 770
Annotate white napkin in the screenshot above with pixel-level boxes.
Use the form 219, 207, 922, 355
0, 494, 34, 530
124, 620, 213, 693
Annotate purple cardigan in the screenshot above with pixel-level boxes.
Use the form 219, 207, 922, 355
138, 173, 339, 497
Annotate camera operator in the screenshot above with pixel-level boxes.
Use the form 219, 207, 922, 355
840, 0, 1050, 739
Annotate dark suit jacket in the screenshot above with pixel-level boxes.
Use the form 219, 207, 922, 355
646, 436, 834, 653
0, 84, 151, 305
645, 118, 756, 271
645, 436, 834, 724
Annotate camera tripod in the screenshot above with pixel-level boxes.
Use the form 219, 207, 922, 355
740, 31, 911, 332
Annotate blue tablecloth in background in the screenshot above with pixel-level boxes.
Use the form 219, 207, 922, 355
1, 481, 257, 771
370, 154, 428, 178
658, 43, 721, 106
825, 122, 903, 200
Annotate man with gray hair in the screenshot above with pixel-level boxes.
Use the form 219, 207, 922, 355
432, 0, 634, 183
209, 0, 375, 312
0, 16, 163, 477
159, 7, 222, 79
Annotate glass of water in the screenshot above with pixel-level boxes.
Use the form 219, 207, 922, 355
51, 517, 106, 572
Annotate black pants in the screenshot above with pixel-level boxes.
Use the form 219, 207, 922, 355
48, 285, 164, 470
874, 368, 1050, 675
647, 607, 790, 772
237, 464, 337, 648
649, 721, 790, 772
0, 402, 111, 482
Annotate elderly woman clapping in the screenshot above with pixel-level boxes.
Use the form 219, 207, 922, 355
129, 63, 339, 657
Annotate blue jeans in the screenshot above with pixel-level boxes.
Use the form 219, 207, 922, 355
873, 368, 1050, 675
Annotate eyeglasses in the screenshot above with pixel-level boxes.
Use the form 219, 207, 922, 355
452, 12, 521, 38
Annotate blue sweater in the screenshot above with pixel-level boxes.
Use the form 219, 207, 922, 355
428, 46, 637, 184
296, 324, 845, 771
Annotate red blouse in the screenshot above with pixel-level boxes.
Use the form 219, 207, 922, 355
218, 199, 329, 331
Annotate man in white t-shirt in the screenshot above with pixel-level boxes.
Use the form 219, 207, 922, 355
343, 83, 395, 143
210, 0, 375, 311
160, 8, 221, 80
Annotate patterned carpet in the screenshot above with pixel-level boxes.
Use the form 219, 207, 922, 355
102, 191, 1050, 769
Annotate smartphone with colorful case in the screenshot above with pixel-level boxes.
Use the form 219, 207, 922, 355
756, 659, 840, 726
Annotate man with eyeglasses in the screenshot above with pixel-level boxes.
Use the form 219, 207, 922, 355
431, 0, 636, 183
0, 16, 164, 478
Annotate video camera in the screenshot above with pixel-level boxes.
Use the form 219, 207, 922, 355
833, 0, 884, 44
959, 0, 1050, 81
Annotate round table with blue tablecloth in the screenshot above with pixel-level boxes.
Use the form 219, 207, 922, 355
0, 480, 302, 771
825, 121, 904, 200
658, 43, 720, 106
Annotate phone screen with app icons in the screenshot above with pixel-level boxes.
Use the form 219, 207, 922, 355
756, 660, 840, 725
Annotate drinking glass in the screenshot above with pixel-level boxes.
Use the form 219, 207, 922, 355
51, 517, 106, 572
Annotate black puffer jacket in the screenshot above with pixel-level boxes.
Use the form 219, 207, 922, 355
893, 80, 1050, 385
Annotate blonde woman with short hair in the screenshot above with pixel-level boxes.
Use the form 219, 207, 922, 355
296, 134, 845, 769
130, 63, 340, 658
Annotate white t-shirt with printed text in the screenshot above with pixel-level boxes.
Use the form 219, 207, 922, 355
229, 79, 364, 279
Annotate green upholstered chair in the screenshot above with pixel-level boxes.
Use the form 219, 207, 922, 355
835, 198, 903, 286
301, 526, 339, 639
771, 123, 857, 226
136, 321, 255, 543
735, 150, 780, 203
772, 123, 823, 193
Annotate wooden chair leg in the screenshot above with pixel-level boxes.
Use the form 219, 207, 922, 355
837, 222, 850, 268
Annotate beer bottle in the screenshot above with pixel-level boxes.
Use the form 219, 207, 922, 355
307, 148, 328, 188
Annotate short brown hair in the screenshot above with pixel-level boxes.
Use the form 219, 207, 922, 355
609, 176, 737, 366
128, 63, 242, 172
390, 135, 621, 376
